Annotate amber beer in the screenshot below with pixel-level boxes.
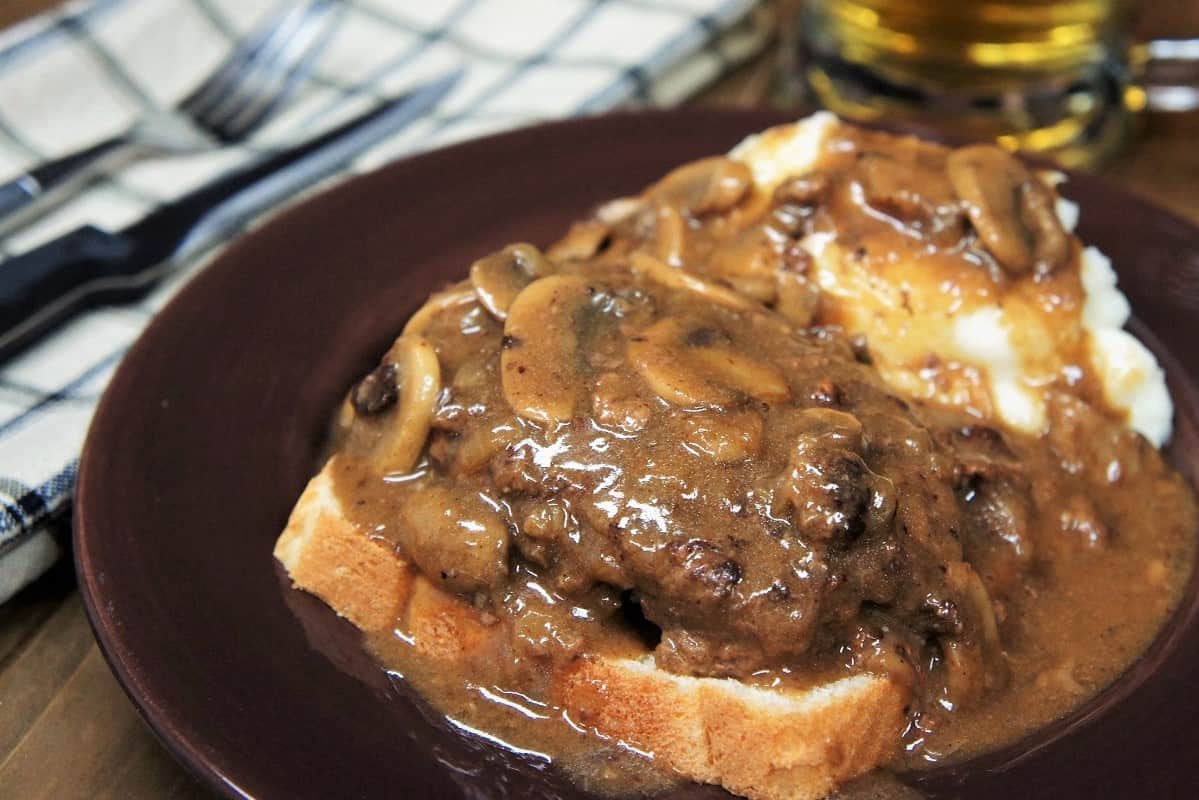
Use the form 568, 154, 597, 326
795, 0, 1138, 165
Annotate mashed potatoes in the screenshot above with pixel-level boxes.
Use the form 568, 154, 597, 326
730, 113, 1173, 446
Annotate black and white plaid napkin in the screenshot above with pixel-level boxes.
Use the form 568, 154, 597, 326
0, 0, 772, 603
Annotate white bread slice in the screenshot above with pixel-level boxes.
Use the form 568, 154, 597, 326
276, 461, 907, 800
275, 468, 410, 633
556, 657, 905, 800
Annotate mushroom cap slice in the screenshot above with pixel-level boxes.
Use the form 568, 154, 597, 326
502, 274, 601, 424
647, 156, 753, 216
650, 203, 686, 265
403, 284, 478, 336
628, 318, 791, 408
371, 335, 442, 474
947, 145, 1068, 276
469, 243, 555, 321
630, 252, 757, 313
705, 226, 783, 303
942, 561, 1009, 704
947, 146, 1030, 273
596, 196, 644, 225
775, 267, 820, 327
548, 220, 612, 262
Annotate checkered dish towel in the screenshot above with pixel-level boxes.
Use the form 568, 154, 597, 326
0, 0, 771, 603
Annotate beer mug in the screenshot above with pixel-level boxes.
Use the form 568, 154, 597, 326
783, 1, 1199, 166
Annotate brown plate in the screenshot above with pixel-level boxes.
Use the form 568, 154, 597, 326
76, 110, 1199, 799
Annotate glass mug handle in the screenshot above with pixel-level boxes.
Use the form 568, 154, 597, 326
1133, 38, 1199, 112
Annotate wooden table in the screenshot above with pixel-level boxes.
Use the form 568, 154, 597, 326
2, 4, 1197, 798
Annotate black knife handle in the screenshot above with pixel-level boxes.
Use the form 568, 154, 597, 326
0, 175, 38, 223
0, 137, 128, 238
0, 225, 135, 362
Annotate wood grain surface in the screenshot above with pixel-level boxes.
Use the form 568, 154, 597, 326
1, 2, 1196, 798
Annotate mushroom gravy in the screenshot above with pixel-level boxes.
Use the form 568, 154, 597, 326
321, 125, 1196, 794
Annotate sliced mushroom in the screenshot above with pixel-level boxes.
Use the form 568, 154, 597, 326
1019, 174, 1070, 271
624, 200, 688, 265
705, 226, 780, 302
403, 284, 478, 336
647, 156, 753, 216
502, 275, 603, 424
942, 560, 1009, 703
769, 174, 829, 239
469, 243, 554, 321
775, 268, 820, 327
596, 195, 644, 225
939, 633, 986, 707
628, 318, 790, 408
650, 203, 686, 265
630, 252, 757, 312
369, 335, 442, 474
547, 220, 611, 262
774, 172, 829, 208
946, 145, 1069, 276
629, 323, 732, 407
857, 153, 963, 242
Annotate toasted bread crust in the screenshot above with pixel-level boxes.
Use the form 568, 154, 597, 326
274, 470, 410, 633
553, 656, 714, 779
276, 461, 906, 799
555, 657, 905, 800
703, 672, 906, 800
403, 572, 501, 660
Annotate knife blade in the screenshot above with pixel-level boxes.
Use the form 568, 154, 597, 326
0, 69, 461, 365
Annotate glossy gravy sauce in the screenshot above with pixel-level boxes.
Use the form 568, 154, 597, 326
323, 126, 1197, 795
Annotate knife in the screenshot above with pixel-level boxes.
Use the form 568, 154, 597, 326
0, 69, 461, 365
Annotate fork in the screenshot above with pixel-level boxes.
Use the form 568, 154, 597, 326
0, 0, 337, 238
